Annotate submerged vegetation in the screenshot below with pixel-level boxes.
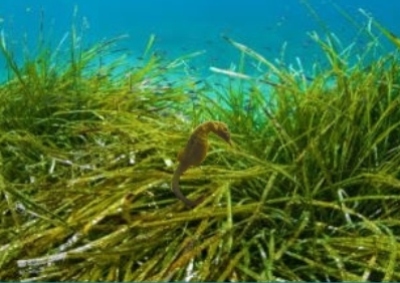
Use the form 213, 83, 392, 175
1, 9, 400, 282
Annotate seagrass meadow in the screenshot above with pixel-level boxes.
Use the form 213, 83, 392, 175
1, 12, 400, 282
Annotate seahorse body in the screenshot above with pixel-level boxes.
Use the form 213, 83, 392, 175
171, 121, 231, 208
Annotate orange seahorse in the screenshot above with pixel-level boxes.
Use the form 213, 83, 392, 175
172, 121, 231, 208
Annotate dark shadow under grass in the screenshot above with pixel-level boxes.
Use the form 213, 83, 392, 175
1, 12, 400, 282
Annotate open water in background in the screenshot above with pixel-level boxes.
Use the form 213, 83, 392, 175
0, 0, 399, 82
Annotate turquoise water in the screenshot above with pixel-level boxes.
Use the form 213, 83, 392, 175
0, 0, 399, 81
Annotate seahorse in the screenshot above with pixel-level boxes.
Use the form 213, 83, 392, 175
172, 121, 231, 208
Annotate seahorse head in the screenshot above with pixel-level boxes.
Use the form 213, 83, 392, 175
212, 122, 231, 145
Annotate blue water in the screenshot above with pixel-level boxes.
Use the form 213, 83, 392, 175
1, 0, 399, 81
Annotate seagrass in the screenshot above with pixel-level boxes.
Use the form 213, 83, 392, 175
0, 9, 400, 282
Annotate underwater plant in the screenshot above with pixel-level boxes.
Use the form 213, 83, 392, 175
0, 7, 400, 282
